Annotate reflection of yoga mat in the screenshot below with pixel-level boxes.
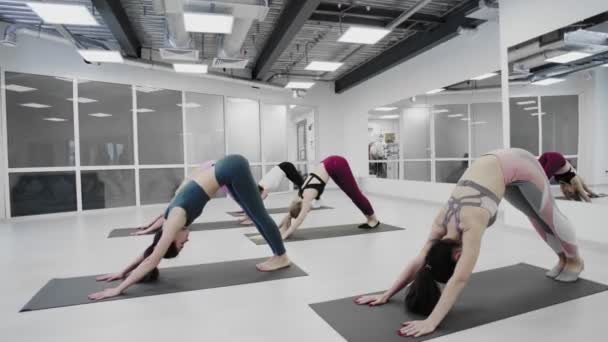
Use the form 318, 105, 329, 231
555, 193, 607, 201
108, 220, 254, 238
227, 205, 333, 216
246, 223, 404, 245
310, 263, 608, 342
21, 258, 307, 312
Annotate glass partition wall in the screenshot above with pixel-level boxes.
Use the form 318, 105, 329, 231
1, 71, 317, 217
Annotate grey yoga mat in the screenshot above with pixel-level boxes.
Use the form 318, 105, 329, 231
309, 263, 608, 342
227, 205, 333, 216
108, 220, 254, 238
246, 223, 404, 244
21, 258, 307, 312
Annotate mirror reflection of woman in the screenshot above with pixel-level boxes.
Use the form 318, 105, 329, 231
355, 148, 583, 338
538, 152, 598, 202
280, 156, 380, 239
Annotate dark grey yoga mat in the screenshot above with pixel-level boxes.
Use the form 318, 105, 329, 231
21, 258, 307, 312
108, 220, 254, 238
309, 263, 608, 342
245, 223, 404, 244
227, 205, 333, 216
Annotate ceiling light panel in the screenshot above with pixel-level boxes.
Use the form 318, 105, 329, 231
68, 97, 97, 103
285, 81, 315, 89
471, 72, 497, 80
516, 100, 536, 105
532, 78, 565, 86
173, 63, 209, 73
546, 51, 591, 64
20, 103, 50, 108
78, 50, 124, 63
26, 2, 99, 26
88, 113, 113, 118
338, 26, 391, 44
305, 61, 344, 72
183, 12, 234, 33
426, 88, 445, 94
374, 107, 398, 111
4, 84, 37, 92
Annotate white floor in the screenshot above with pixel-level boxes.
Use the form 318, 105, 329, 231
1, 190, 608, 342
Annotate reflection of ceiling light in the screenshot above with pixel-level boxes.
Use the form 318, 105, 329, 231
136, 86, 162, 93
460, 118, 470, 121
379, 115, 399, 119
68, 97, 97, 103
136, 108, 155, 113
471, 72, 497, 80
183, 12, 234, 33
78, 50, 124, 63
289, 105, 297, 109
173, 63, 208, 73
26, 2, 99, 26
4, 84, 37, 92
516, 100, 536, 105
228, 98, 256, 104
447, 114, 464, 118
55, 77, 90, 84
20, 103, 50, 108
177, 102, 201, 108
426, 88, 445, 94
285, 81, 315, 89
471, 121, 487, 125
338, 26, 391, 44
43, 117, 67, 122
602, 63, 608, 67
531, 112, 547, 116
305, 61, 344, 72
88, 113, 113, 118
374, 107, 398, 111
546, 51, 591, 64
432, 109, 449, 114
532, 78, 565, 86
524, 106, 538, 111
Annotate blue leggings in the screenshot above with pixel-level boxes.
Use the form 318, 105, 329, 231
214, 155, 286, 256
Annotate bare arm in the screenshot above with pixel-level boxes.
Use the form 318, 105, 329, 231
95, 253, 145, 282
572, 178, 591, 202
282, 201, 313, 239
134, 215, 164, 235
579, 177, 598, 197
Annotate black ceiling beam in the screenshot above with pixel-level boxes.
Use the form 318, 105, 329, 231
91, 0, 141, 58
335, 0, 482, 94
315, 3, 443, 24
309, 12, 427, 31
253, 0, 322, 81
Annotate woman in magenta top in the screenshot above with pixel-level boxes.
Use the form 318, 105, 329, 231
538, 152, 598, 202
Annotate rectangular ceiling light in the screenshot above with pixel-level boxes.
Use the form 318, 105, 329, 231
524, 106, 539, 111
426, 88, 445, 94
27, 2, 99, 26
88, 113, 113, 118
374, 107, 398, 111
173, 63, 209, 73
55, 77, 90, 84
20, 103, 50, 108
546, 51, 591, 64
432, 109, 449, 114
531, 112, 547, 116
460, 118, 470, 121
471, 72, 497, 80
338, 26, 391, 44
43, 117, 67, 122
289, 105, 297, 109
136, 108, 156, 113
380, 115, 399, 119
471, 121, 487, 125
68, 97, 97, 103
183, 12, 234, 34
447, 114, 464, 118
285, 81, 315, 89
136, 86, 162, 93
516, 100, 536, 105
177, 103, 201, 108
305, 61, 344, 72
532, 78, 565, 86
78, 50, 124, 63
4, 84, 37, 92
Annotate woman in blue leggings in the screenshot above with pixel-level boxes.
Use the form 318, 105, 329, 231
89, 155, 290, 301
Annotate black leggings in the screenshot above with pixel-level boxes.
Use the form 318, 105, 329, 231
279, 162, 305, 189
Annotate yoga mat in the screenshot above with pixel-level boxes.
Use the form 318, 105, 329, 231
227, 205, 333, 217
246, 223, 404, 244
309, 263, 608, 342
21, 258, 307, 312
108, 220, 254, 238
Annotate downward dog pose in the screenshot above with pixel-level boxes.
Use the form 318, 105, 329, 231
89, 155, 290, 301
355, 148, 584, 338
539, 152, 598, 202
280, 155, 380, 239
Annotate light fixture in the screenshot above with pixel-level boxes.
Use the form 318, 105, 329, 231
20, 103, 50, 108
68, 97, 97, 103
546, 51, 591, 64
285, 81, 315, 89
338, 26, 391, 44
516, 100, 536, 105
460, 118, 470, 121
380, 115, 399, 119
173, 63, 209, 73
305, 61, 344, 72
177, 102, 201, 108
78, 50, 124, 63
426, 88, 445, 94
524, 106, 539, 111
374, 107, 398, 111
4, 84, 37, 92
471, 121, 487, 125
471, 72, 497, 80
136, 86, 162, 93
532, 78, 565, 86
136, 108, 155, 113
531, 112, 547, 117
26, 2, 99, 26
289, 105, 297, 109
432, 109, 449, 114
447, 114, 464, 118
55, 77, 90, 84
43, 117, 67, 122
183, 12, 234, 34
88, 113, 113, 118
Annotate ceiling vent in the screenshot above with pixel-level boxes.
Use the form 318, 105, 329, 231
159, 48, 200, 62
212, 57, 249, 69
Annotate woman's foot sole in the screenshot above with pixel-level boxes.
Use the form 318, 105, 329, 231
256, 256, 291, 272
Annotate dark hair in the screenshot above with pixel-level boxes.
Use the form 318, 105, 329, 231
405, 239, 461, 316
139, 231, 180, 283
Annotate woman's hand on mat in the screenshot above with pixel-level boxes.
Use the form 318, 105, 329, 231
354, 294, 388, 306
398, 320, 436, 338
96, 273, 124, 282
88, 287, 122, 301
131, 230, 149, 236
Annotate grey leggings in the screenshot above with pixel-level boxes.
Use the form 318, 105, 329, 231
214, 155, 286, 256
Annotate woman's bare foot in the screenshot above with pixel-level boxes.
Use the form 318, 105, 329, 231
546, 254, 566, 278
256, 255, 291, 272
555, 256, 584, 282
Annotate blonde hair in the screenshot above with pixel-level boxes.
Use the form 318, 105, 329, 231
288, 200, 303, 218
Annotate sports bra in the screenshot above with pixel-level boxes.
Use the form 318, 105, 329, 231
442, 180, 500, 230
298, 173, 326, 200
554, 168, 576, 184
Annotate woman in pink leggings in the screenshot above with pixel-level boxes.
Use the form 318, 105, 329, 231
280, 155, 380, 239
355, 148, 583, 338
